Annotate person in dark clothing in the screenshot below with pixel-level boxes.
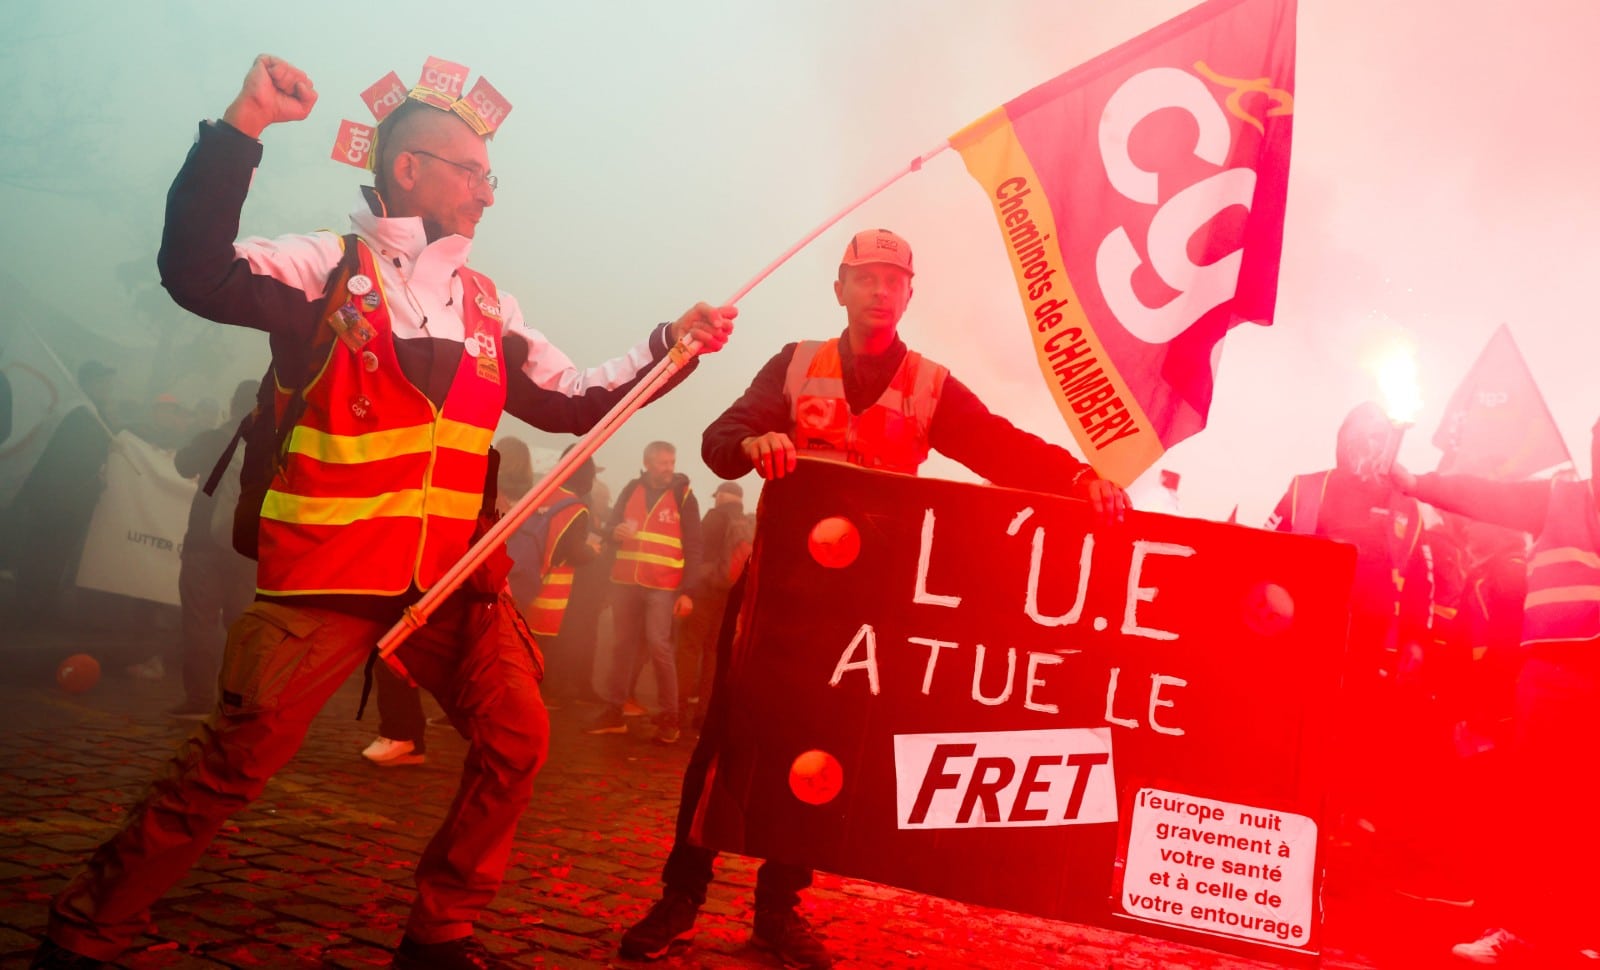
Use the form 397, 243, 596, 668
1265, 402, 1437, 884
163, 380, 260, 718
1265, 401, 1435, 678
544, 477, 614, 704
675, 480, 747, 729
518, 444, 603, 707
10, 360, 115, 627
618, 229, 1129, 968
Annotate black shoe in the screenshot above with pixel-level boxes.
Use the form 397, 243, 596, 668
619, 891, 700, 960
654, 715, 681, 745
392, 934, 506, 969
753, 908, 833, 969
585, 706, 628, 735
28, 939, 105, 969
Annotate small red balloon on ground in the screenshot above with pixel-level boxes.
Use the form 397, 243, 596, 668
56, 654, 101, 694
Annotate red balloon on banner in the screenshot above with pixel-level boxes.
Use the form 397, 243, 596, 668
788, 749, 844, 805
807, 516, 860, 569
56, 654, 101, 694
1242, 582, 1295, 636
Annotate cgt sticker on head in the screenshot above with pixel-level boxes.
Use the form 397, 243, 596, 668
413, 56, 469, 109
331, 119, 377, 170
361, 71, 408, 122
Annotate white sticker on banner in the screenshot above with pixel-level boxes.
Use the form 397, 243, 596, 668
892, 728, 1115, 829
1120, 787, 1316, 948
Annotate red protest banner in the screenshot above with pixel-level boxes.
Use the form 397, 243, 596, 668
951, 0, 1296, 485
1433, 323, 1572, 480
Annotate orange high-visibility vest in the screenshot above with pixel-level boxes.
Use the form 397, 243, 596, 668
784, 338, 947, 475
611, 483, 686, 590
526, 488, 587, 637
1523, 478, 1600, 646
256, 240, 508, 596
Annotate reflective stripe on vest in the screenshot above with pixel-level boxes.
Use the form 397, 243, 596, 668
611, 484, 686, 589
1287, 471, 1329, 537
526, 489, 586, 637
783, 338, 947, 475
1522, 478, 1600, 645
256, 239, 507, 596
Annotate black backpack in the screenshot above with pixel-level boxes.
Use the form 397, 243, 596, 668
202, 234, 363, 559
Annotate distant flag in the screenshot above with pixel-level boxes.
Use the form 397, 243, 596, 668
1433, 324, 1572, 480
951, 0, 1296, 485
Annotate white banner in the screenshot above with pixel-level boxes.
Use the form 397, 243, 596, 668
75, 431, 196, 605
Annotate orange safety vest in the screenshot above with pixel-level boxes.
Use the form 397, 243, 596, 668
1522, 478, 1600, 646
256, 240, 507, 596
784, 338, 947, 475
610, 483, 687, 590
526, 487, 587, 637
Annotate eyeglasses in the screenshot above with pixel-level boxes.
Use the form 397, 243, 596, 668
409, 150, 498, 191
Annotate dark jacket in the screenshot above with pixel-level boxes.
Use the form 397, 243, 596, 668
702, 330, 1098, 496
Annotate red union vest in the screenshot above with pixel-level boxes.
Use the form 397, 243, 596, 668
256, 239, 508, 596
526, 487, 587, 637
784, 338, 947, 475
610, 482, 686, 590
1522, 478, 1600, 646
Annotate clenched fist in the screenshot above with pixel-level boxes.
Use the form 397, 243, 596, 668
223, 55, 317, 139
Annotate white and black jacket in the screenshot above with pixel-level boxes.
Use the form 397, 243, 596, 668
158, 119, 692, 428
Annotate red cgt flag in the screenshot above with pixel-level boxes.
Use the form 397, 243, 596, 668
951, 0, 1296, 485
1433, 324, 1572, 480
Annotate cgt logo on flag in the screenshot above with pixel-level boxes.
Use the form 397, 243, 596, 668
893, 728, 1116, 829
952, 0, 1297, 486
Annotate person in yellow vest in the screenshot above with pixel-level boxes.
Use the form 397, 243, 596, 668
1392, 453, 1600, 967
511, 444, 602, 708
29, 55, 733, 970
617, 228, 1129, 968
587, 440, 701, 743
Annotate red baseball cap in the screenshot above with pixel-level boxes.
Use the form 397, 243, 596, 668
840, 229, 913, 276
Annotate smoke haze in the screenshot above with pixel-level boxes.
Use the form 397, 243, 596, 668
3, 0, 1596, 521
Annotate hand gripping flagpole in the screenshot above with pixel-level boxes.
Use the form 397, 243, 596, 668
375, 142, 950, 663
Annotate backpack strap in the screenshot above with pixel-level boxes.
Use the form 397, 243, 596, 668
200, 233, 364, 497
201, 421, 246, 497
273, 233, 365, 469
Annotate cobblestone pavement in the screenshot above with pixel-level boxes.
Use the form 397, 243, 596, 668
0, 628, 1483, 969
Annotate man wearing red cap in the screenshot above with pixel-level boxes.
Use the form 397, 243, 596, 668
618, 228, 1129, 968
30, 55, 734, 970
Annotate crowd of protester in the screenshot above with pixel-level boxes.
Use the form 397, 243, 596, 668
1, 51, 1588, 965
4, 348, 1593, 967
